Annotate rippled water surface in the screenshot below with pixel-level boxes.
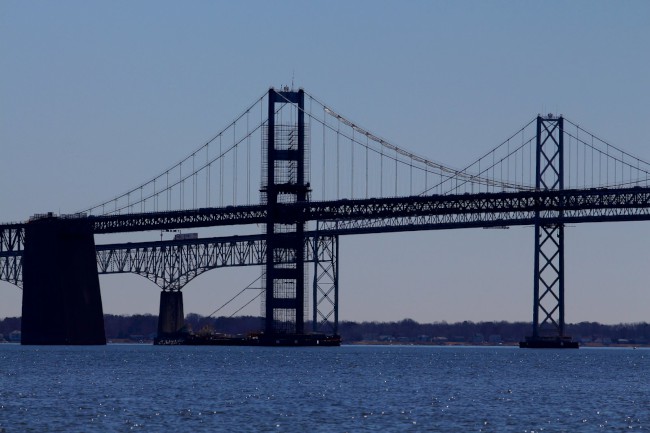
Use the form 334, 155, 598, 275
0, 344, 648, 432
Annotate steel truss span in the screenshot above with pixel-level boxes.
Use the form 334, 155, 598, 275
0, 254, 22, 288
90, 206, 266, 234
87, 186, 650, 235
5, 185, 650, 289
95, 233, 339, 335
312, 187, 650, 234
95, 234, 337, 292
0, 224, 25, 288
5, 186, 650, 291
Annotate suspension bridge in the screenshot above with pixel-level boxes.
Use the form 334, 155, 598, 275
2, 87, 650, 347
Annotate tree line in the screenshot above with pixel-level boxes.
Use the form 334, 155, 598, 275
1, 315, 649, 344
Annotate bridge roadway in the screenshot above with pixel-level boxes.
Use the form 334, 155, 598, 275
3, 185, 650, 286
3, 186, 650, 249
87, 186, 650, 234
4, 186, 649, 287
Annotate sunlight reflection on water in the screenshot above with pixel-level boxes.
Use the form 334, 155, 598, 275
0, 345, 647, 432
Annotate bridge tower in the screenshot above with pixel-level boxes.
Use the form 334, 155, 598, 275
262, 88, 310, 338
521, 115, 576, 348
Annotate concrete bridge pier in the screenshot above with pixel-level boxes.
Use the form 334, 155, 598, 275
22, 216, 106, 345
157, 291, 185, 338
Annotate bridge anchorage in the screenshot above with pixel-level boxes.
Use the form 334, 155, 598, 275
3, 87, 650, 347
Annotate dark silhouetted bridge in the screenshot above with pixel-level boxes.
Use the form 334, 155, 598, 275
2, 88, 650, 347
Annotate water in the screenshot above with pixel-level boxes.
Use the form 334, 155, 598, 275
0, 345, 648, 432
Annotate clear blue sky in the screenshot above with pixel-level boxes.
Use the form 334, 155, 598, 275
1, 1, 649, 324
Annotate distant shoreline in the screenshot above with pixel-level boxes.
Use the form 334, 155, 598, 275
347, 341, 649, 348
3, 315, 650, 347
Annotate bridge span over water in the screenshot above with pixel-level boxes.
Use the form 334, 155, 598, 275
2, 88, 649, 346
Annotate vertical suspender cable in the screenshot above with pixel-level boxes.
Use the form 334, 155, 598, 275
521, 129, 525, 187
220, 135, 224, 207
247, 111, 251, 204
591, 135, 594, 187
409, 157, 413, 195
582, 135, 585, 187
336, 122, 340, 200
233, 123, 237, 205
394, 149, 398, 196
599, 142, 602, 187
507, 138, 510, 189
322, 105, 326, 201
260, 97, 266, 201
351, 128, 355, 198
576, 128, 580, 187
380, 143, 384, 197
206, 145, 210, 207
425, 163, 428, 195
492, 151, 495, 192
614, 147, 618, 185
606, 141, 609, 185
500, 153, 503, 192
365, 134, 369, 199
192, 153, 196, 210
567, 132, 571, 188
512, 141, 517, 192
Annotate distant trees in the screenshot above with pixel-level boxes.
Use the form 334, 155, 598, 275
0, 315, 649, 344
104, 314, 158, 339
0, 317, 20, 338
185, 314, 263, 335
337, 319, 532, 343
567, 321, 650, 342
335, 320, 650, 344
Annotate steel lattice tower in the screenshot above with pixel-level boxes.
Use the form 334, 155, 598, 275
522, 115, 576, 348
311, 230, 339, 335
262, 88, 309, 336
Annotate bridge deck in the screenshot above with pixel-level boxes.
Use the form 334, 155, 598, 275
87, 187, 650, 234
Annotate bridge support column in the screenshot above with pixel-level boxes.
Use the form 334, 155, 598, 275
22, 216, 106, 345
157, 291, 185, 337
521, 115, 577, 348
312, 234, 339, 335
